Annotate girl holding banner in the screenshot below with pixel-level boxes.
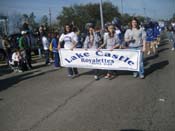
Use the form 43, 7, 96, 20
58, 24, 79, 78
99, 24, 120, 79
83, 25, 102, 80
124, 17, 146, 79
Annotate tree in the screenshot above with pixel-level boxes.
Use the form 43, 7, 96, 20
170, 13, 175, 22
21, 12, 38, 32
22, 14, 29, 23
102, 2, 121, 23
57, 2, 121, 31
121, 13, 132, 26
137, 15, 146, 24
21, 14, 30, 31
28, 12, 37, 30
10, 13, 23, 33
40, 15, 48, 26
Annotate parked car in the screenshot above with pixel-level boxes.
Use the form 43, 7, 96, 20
0, 49, 6, 61
0, 38, 6, 61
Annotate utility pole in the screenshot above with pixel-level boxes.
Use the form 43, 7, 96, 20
49, 8, 51, 31
121, 0, 123, 15
143, 8, 146, 18
100, 0, 104, 31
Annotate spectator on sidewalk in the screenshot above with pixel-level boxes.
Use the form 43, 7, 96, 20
41, 32, 50, 65
50, 32, 60, 68
167, 26, 175, 51
2, 35, 11, 65
19, 31, 32, 69
10, 49, 28, 72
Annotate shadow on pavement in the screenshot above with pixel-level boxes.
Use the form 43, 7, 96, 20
157, 48, 169, 53
79, 69, 133, 80
145, 60, 169, 76
120, 129, 144, 131
32, 63, 49, 69
116, 70, 131, 76
0, 65, 13, 77
0, 57, 45, 77
144, 54, 159, 62
79, 70, 95, 76
0, 71, 41, 92
0, 68, 58, 92
158, 42, 168, 47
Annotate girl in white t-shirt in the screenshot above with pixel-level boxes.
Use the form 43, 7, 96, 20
58, 24, 79, 77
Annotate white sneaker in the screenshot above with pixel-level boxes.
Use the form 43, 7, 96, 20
139, 74, 144, 79
171, 48, 174, 51
68, 74, 73, 77
147, 51, 151, 55
14, 69, 18, 72
18, 70, 23, 73
54, 67, 60, 69
74, 74, 80, 77
94, 75, 99, 80
133, 72, 138, 78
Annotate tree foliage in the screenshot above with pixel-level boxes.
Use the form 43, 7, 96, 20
21, 12, 38, 31
22, 14, 29, 22
28, 12, 36, 28
121, 13, 132, 26
40, 15, 48, 26
57, 2, 121, 31
170, 13, 175, 22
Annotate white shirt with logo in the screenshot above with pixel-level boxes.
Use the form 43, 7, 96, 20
59, 32, 78, 49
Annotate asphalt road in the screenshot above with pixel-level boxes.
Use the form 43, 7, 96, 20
0, 32, 175, 131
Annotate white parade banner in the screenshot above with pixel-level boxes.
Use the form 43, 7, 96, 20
59, 49, 141, 71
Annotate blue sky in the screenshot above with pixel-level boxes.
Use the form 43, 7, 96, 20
0, 0, 175, 21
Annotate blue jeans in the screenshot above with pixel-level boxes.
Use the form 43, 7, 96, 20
68, 68, 78, 76
44, 49, 50, 64
53, 52, 60, 67
93, 69, 100, 76
129, 47, 144, 76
